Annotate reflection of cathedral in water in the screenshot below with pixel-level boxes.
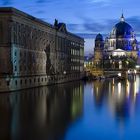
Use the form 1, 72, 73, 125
93, 76, 140, 123
0, 81, 84, 140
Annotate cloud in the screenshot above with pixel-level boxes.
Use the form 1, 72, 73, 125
36, 0, 51, 3
88, 0, 110, 2
67, 24, 80, 31
1, 0, 12, 5
67, 22, 108, 34
86, 0, 111, 7
35, 10, 44, 14
127, 16, 140, 32
67, 23, 85, 33
75, 16, 114, 33
67, 22, 111, 34
36, 0, 60, 4
67, 16, 140, 35
83, 22, 105, 32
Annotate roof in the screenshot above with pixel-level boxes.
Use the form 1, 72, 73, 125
112, 49, 126, 56
113, 49, 126, 52
0, 7, 84, 41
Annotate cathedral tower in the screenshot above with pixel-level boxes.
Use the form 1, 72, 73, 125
93, 33, 104, 68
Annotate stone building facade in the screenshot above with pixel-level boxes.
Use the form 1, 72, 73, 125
0, 7, 84, 92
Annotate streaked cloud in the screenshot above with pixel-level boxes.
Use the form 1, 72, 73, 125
87, 0, 111, 6
127, 16, 140, 33
87, 0, 111, 3
36, 0, 58, 4
67, 16, 140, 34
1, 0, 12, 5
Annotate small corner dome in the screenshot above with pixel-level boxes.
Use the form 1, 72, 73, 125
95, 33, 103, 41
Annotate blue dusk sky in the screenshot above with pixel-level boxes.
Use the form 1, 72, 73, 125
1, 0, 140, 54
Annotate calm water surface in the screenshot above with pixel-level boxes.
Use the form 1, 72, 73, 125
0, 75, 140, 140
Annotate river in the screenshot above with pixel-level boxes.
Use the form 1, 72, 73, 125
0, 75, 140, 140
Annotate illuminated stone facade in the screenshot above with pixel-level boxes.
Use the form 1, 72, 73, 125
0, 7, 84, 92
93, 14, 139, 70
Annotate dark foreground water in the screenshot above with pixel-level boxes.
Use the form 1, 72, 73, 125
0, 75, 140, 140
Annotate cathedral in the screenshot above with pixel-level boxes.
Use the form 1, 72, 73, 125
93, 14, 139, 69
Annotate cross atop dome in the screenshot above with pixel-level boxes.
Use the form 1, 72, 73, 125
120, 13, 125, 22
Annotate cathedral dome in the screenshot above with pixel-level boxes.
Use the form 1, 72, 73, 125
95, 33, 103, 41
111, 14, 134, 37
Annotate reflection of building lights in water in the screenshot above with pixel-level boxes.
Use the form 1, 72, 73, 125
126, 80, 130, 98
136, 76, 140, 94
134, 80, 137, 101
96, 87, 99, 95
134, 70, 137, 74
134, 81, 136, 93
112, 78, 114, 85
112, 77, 115, 95
118, 82, 121, 96
91, 88, 94, 96
133, 77, 139, 102
112, 85, 114, 95
109, 82, 111, 95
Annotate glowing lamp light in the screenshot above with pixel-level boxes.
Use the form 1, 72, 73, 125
136, 65, 140, 69
130, 38, 134, 41
63, 71, 66, 75
118, 73, 121, 77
